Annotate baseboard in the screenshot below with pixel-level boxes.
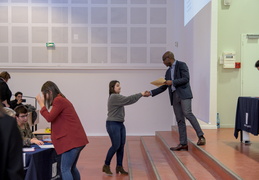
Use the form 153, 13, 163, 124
218, 124, 235, 128
200, 124, 217, 129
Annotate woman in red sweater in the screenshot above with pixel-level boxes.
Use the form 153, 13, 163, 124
36, 81, 89, 180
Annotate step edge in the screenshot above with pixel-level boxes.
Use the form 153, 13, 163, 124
188, 139, 242, 180
167, 129, 242, 180
140, 137, 161, 180
126, 141, 134, 180
155, 132, 195, 180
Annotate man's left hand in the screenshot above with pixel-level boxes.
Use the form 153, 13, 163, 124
164, 80, 172, 86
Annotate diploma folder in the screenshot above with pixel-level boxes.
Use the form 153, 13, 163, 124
150, 77, 166, 87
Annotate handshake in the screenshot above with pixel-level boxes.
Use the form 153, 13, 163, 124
142, 91, 151, 97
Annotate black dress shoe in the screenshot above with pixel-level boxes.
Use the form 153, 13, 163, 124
170, 144, 188, 151
197, 136, 206, 146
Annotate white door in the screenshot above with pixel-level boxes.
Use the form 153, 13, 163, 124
241, 34, 259, 96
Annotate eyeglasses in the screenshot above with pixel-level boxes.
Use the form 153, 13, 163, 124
19, 114, 28, 118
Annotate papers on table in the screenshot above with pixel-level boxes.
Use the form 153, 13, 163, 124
23, 147, 35, 152
38, 144, 54, 149
43, 138, 52, 143
150, 77, 166, 87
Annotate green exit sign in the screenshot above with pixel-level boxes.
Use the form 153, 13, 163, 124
46, 42, 55, 47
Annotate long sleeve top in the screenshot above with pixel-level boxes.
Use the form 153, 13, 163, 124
107, 93, 142, 122
17, 122, 35, 147
40, 94, 89, 155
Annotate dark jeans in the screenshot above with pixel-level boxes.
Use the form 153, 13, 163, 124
60, 145, 85, 180
105, 121, 126, 166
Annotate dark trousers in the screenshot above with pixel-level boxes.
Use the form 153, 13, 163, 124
172, 91, 204, 145
105, 121, 126, 166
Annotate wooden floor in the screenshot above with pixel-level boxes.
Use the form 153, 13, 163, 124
77, 128, 259, 180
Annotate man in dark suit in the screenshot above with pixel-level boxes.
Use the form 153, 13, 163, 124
0, 105, 24, 179
150, 51, 206, 151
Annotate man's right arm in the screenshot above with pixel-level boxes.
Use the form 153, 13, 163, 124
150, 70, 169, 97
150, 84, 168, 97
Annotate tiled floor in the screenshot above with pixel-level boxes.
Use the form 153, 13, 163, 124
77, 128, 259, 180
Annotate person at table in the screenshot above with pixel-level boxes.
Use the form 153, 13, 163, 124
0, 104, 24, 180
0, 71, 12, 107
36, 81, 89, 180
10, 91, 24, 109
14, 105, 44, 146
102, 80, 150, 175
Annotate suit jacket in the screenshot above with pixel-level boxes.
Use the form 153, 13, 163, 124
151, 60, 193, 105
40, 94, 89, 155
0, 113, 24, 180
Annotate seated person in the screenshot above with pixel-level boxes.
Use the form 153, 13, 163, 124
10, 92, 24, 110
0, 104, 24, 180
14, 105, 44, 146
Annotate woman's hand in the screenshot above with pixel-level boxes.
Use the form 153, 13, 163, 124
36, 94, 45, 108
141, 91, 150, 97
31, 138, 44, 145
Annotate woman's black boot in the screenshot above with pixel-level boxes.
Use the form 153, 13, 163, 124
102, 164, 113, 175
116, 166, 128, 175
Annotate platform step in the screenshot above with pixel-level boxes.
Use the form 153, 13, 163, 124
77, 129, 259, 179
140, 136, 179, 180
127, 131, 239, 180
157, 131, 219, 179
169, 126, 242, 180
126, 140, 152, 180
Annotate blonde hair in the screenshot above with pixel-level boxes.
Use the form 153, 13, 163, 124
3, 107, 16, 117
0, 71, 11, 81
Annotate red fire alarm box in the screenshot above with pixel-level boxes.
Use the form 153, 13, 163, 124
235, 62, 241, 68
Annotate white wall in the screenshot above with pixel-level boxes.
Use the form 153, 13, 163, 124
3, 68, 175, 136
217, 0, 259, 127
0, 1, 173, 69
171, 1, 217, 127
1, 0, 219, 136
